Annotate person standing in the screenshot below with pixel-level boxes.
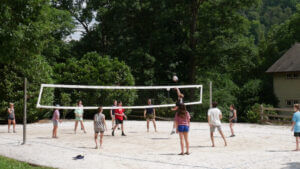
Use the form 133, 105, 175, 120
208, 102, 227, 147
52, 105, 62, 138
74, 100, 86, 134
7, 103, 16, 133
110, 100, 117, 129
144, 99, 157, 132
94, 107, 107, 149
171, 88, 184, 135
112, 101, 127, 136
229, 104, 237, 137
174, 103, 190, 155
291, 104, 300, 151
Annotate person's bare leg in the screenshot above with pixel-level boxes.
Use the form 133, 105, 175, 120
179, 133, 184, 155
230, 123, 234, 136
296, 137, 299, 151
183, 132, 189, 154
210, 132, 215, 147
94, 133, 98, 149
111, 117, 115, 129
74, 121, 78, 133
147, 120, 149, 132
100, 132, 104, 148
121, 123, 126, 136
8, 120, 11, 133
13, 120, 16, 133
218, 130, 227, 146
152, 119, 157, 132
80, 121, 86, 133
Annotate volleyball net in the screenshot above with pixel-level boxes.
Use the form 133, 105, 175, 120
36, 84, 203, 110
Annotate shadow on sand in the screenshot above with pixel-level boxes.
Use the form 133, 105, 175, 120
282, 162, 300, 169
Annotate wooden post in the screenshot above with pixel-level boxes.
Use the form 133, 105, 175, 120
260, 104, 264, 123
209, 81, 212, 108
22, 78, 27, 145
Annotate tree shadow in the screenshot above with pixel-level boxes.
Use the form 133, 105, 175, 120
36, 137, 52, 139
78, 146, 96, 150
150, 138, 170, 140
266, 150, 292, 153
159, 153, 177, 156
190, 145, 211, 148
282, 162, 300, 169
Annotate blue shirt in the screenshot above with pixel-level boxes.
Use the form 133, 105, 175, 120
292, 111, 300, 132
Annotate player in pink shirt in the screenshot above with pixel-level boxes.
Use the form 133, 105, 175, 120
52, 105, 62, 138
174, 103, 190, 155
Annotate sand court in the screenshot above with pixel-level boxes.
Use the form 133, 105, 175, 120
0, 120, 299, 169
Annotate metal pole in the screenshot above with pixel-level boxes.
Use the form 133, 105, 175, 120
22, 78, 27, 145
209, 81, 212, 108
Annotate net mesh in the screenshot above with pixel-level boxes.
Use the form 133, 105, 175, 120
37, 84, 202, 110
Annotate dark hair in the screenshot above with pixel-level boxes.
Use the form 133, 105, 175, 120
98, 107, 103, 112
212, 102, 218, 108
230, 104, 235, 109
118, 101, 122, 104
77, 100, 82, 105
177, 103, 187, 118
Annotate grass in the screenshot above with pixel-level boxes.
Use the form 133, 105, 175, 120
0, 155, 54, 169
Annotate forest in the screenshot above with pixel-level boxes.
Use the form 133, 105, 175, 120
0, 0, 300, 122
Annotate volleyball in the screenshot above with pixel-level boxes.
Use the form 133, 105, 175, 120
172, 75, 178, 82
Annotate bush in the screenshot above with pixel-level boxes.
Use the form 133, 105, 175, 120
246, 103, 275, 123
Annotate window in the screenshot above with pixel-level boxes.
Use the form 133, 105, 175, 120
286, 99, 300, 106
286, 73, 300, 79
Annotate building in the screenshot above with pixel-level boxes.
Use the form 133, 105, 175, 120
266, 43, 300, 108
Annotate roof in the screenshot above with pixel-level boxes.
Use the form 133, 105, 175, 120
266, 43, 300, 73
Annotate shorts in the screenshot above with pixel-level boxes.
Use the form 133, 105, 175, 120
53, 120, 58, 126
178, 125, 189, 132
210, 125, 222, 133
8, 116, 15, 120
75, 117, 83, 121
146, 114, 154, 120
294, 132, 300, 137
116, 119, 123, 124
94, 127, 104, 133
230, 118, 237, 123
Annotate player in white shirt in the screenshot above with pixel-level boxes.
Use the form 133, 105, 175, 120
207, 102, 227, 147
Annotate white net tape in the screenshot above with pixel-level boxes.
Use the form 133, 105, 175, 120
36, 84, 203, 110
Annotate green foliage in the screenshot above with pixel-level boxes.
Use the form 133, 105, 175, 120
60, 93, 72, 119
246, 103, 275, 123
52, 52, 137, 117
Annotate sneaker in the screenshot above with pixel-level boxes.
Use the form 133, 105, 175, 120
122, 132, 126, 136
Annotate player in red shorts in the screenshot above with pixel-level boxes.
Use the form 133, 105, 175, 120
112, 101, 127, 136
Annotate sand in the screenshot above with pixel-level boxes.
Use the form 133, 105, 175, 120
0, 120, 299, 169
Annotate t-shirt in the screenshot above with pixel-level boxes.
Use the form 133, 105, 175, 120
208, 108, 222, 126
146, 105, 154, 115
74, 106, 84, 120
115, 108, 124, 120
175, 111, 190, 126
52, 110, 60, 121
94, 113, 105, 129
292, 111, 300, 132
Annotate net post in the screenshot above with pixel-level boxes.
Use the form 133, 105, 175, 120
209, 81, 212, 108
22, 77, 27, 145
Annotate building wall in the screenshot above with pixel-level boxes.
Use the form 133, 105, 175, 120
273, 73, 300, 108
